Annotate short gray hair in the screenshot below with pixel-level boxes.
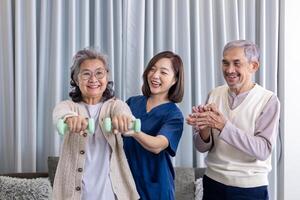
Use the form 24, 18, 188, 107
223, 40, 260, 62
69, 48, 114, 102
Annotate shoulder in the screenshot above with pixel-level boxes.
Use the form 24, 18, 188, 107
255, 84, 274, 95
166, 103, 184, 120
210, 84, 228, 94
265, 94, 280, 111
55, 100, 78, 108
254, 84, 278, 102
252, 84, 280, 111
208, 84, 228, 101
103, 97, 126, 107
126, 95, 145, 104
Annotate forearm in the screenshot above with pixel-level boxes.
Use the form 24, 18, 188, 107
220, 121, 273, 160
193, 129, 212, 152
132, 132, 169, 154
220, 96, 280, 161
53, 101, 78, 124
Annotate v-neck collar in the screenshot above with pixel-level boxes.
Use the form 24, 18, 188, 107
143, 96, 172, 114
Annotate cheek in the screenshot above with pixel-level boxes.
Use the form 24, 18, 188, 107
101, 77, 109, 87
78, 82, 86, 90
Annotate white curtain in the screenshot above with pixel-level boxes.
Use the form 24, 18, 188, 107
0, 0, 282, 199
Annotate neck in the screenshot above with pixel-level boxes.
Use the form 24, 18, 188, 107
230, 82, 255, 95
83, 97, 101, 105
148, 94, 169, 104
147, 95, 170, 111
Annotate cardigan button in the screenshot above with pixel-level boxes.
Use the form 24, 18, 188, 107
78, 168, 83, 172
83, 133, 87, 137
80, 150, 85, 154
75, 186, 81, 191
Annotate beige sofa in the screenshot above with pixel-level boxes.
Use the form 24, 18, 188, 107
0, 157, 205, 200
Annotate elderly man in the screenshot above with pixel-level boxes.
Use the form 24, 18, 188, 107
187, 40, 280, 200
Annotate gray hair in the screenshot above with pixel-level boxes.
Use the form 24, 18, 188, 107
69, 48, 114, 102
223, 40, 260, 62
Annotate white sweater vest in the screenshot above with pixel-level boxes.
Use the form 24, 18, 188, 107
205, 84, 273, 187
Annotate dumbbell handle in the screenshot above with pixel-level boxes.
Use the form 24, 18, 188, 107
103, 117, 141, 133
56, 118, 95, 136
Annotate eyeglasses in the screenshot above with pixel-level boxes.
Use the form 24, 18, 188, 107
79, 69, 108, 80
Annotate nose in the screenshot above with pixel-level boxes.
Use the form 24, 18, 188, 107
88, 73, 98, 82
226, 64, 236, 73
152, 70, 160, 78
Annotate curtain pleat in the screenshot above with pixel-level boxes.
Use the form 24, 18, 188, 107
0, 0, 281, 199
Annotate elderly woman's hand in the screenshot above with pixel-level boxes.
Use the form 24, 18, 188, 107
111, 115, 134, 135
65, 116, 88, 133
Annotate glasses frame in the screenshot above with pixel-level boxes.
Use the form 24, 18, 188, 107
79, 68, 108, 80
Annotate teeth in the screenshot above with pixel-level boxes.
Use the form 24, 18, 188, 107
88, 85, 99, 88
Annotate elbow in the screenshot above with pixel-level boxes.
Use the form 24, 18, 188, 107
256, 148, 272, 161
195, 146, 209, 153
256, 152, 271, 161
151, 148, 163, 154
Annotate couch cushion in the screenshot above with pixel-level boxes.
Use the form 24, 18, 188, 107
175, 167, 195, 200
0, 176, 52, 199
195, 168, 206, 180
48, 156, 59, 186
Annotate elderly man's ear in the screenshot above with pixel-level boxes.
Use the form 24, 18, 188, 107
250, 61, 260, 73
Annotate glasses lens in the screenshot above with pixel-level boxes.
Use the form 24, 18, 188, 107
95, 69, 106, 79
80, 69, 107, 80
81, 71, 92, 80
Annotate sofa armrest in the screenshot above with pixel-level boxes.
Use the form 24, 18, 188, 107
0, 172, 48, 179
195, 168, 206, 180
48, 156, 59, 186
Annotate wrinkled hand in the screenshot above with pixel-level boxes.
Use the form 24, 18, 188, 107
186, 103, 227, 131
186, 104, 211, 130
65, 116, 88, 133
195, 103, 227, 131
111, 115, 136, 136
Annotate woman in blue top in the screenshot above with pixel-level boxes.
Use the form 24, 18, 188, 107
123, 51, 184, 200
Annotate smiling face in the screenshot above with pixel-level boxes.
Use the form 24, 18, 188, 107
147, 58, 177, 100
222, 47, 259, 94
77, 59, 108, 104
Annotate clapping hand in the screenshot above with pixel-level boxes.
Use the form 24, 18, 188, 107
187, 103, 227, 131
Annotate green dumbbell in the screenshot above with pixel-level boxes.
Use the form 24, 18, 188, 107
103, 117, 141, 133
56, 118, 95, 136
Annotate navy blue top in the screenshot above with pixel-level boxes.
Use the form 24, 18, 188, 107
124, 95, 184, 200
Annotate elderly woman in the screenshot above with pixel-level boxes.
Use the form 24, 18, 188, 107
52, 49, 139, 200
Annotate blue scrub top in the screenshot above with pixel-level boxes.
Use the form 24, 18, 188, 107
124, 95, 184, 200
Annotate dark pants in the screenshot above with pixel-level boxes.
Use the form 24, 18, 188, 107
203, 175, 269, 200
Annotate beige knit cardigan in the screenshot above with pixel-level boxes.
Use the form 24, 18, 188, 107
52, 98, 139, 200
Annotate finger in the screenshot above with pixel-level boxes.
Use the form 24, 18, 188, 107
118, 116, 125, 132
194, 117, 209, 126
186, 118, 196, 126
66, 118, 73, 132
81, 118, 88, 131
198, 125, 208, 130
197, 105, 205, 112
123, 130, 134, 137
125, 117, 132, 132
70, 117, 76, 132
203, 105, 212, 112
192, 106, 198, 113
112, 117, 119, 132
113, 129, 119, 134
75, 117, 82, 133
205, 103, 219, 113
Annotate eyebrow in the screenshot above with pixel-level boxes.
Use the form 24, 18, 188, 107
222, 59, 241, 63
